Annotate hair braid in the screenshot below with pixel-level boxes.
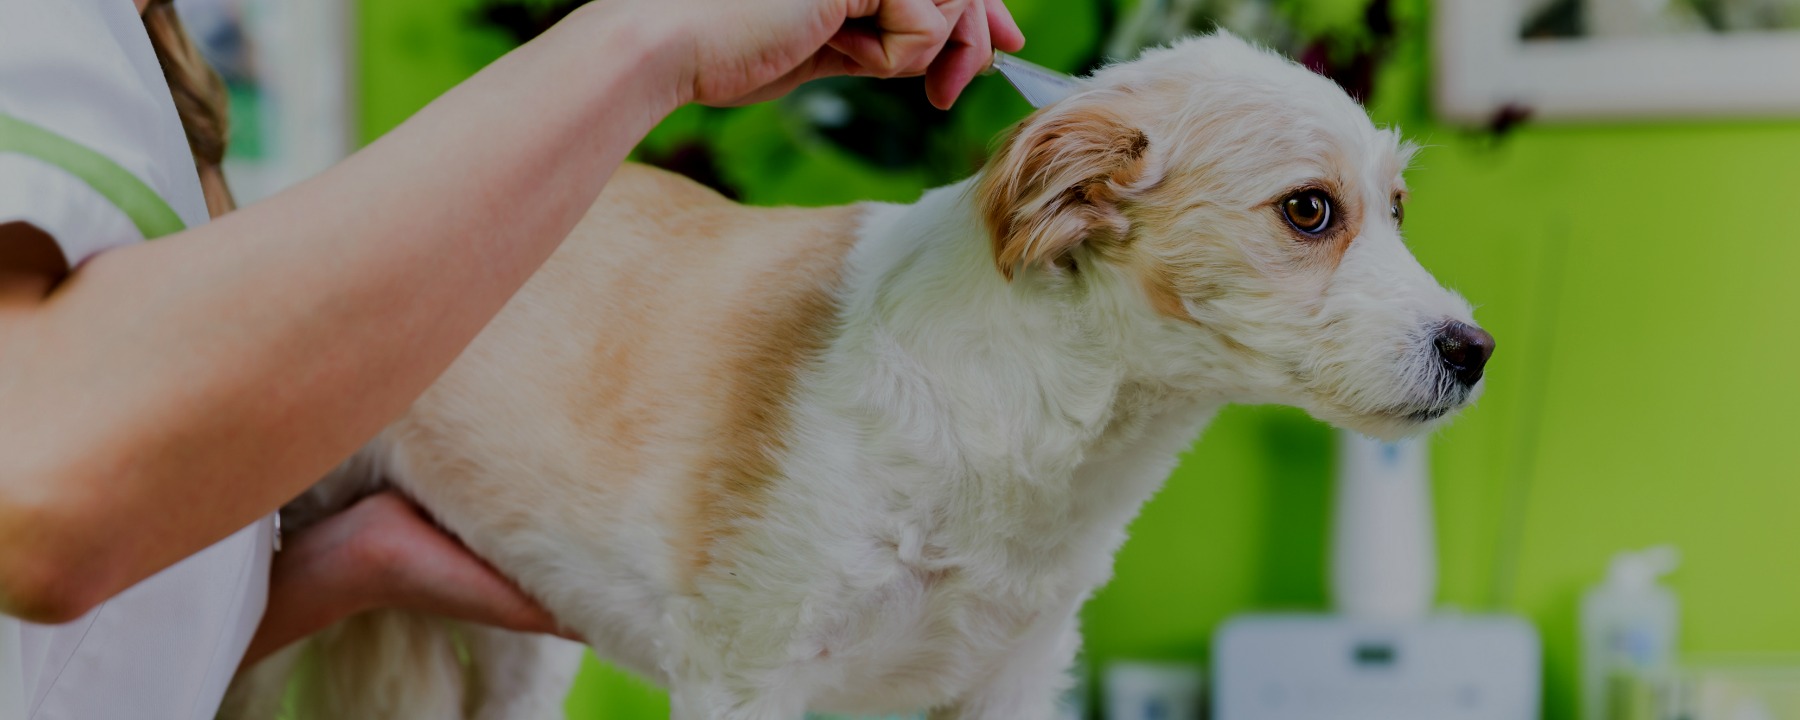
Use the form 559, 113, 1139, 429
142, 0, 236, 217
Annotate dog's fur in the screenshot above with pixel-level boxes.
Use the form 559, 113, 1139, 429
225, 34, 1485, 720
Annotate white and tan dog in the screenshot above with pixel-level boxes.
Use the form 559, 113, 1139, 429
227, 33, 1493, 720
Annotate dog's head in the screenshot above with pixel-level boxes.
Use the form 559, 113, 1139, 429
977, 34, 1490, 439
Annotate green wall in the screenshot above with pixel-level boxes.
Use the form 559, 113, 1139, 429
356, 2, 1800, 717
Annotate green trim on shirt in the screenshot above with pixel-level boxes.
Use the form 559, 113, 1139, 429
0, 113, 187, 239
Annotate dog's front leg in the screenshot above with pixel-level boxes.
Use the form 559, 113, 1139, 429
930, 611, 1083, 720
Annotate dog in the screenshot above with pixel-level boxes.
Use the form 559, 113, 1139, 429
224, 33, 1493, 720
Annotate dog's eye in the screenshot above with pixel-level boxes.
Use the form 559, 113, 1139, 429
1281, 190, 1333, 235
1391, 193, 1405, 227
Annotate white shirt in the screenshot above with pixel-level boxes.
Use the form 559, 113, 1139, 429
0, 1, 273, 718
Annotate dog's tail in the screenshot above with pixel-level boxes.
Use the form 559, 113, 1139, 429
220, 610, 467, 720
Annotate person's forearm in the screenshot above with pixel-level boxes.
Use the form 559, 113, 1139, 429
0, 1, 684, 620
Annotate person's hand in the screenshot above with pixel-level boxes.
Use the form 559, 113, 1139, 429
333, 491, 570, 634
244, 491, 573, 665
640, 0, 1026, 110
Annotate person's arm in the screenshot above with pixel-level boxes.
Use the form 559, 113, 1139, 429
0, 0, 1020, 623
0, 5, 672, 622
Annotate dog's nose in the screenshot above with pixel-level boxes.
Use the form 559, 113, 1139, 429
1434, 321, 1495, 387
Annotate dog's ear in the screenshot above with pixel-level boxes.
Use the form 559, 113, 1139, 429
978, 99, 1154, 280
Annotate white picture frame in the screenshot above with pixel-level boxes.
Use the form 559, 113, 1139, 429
1434, 0, 1800, 123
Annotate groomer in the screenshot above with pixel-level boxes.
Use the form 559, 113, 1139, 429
0, 0, 1024, 716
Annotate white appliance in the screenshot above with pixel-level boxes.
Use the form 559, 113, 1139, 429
1213, 614, 1540, 720
1211, 432, 1543, 720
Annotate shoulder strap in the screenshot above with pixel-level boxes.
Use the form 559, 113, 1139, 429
0, 113, 186, 240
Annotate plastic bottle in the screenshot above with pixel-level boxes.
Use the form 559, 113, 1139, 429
1580, 546, 1680, 720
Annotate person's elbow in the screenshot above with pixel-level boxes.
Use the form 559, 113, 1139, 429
0, 553, 104, 624
0, 471, 113, 624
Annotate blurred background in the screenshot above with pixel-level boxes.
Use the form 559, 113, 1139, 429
188, 0, 1800, 717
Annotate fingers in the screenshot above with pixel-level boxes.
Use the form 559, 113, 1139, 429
829, 0, 968, 78
925, 0, 993, 109
345, 491, 579, 640
813, 0, 1027, 109
988, 0, 1025, 53
413, 540, 572, 637
440, 567, 558, 630
690, 0, 1026, 108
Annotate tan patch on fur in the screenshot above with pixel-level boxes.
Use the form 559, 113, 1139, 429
1137, 263, 1190, 321
425, 164, 866, 593
680, 208, 859, 583
564, 168, 744, 486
